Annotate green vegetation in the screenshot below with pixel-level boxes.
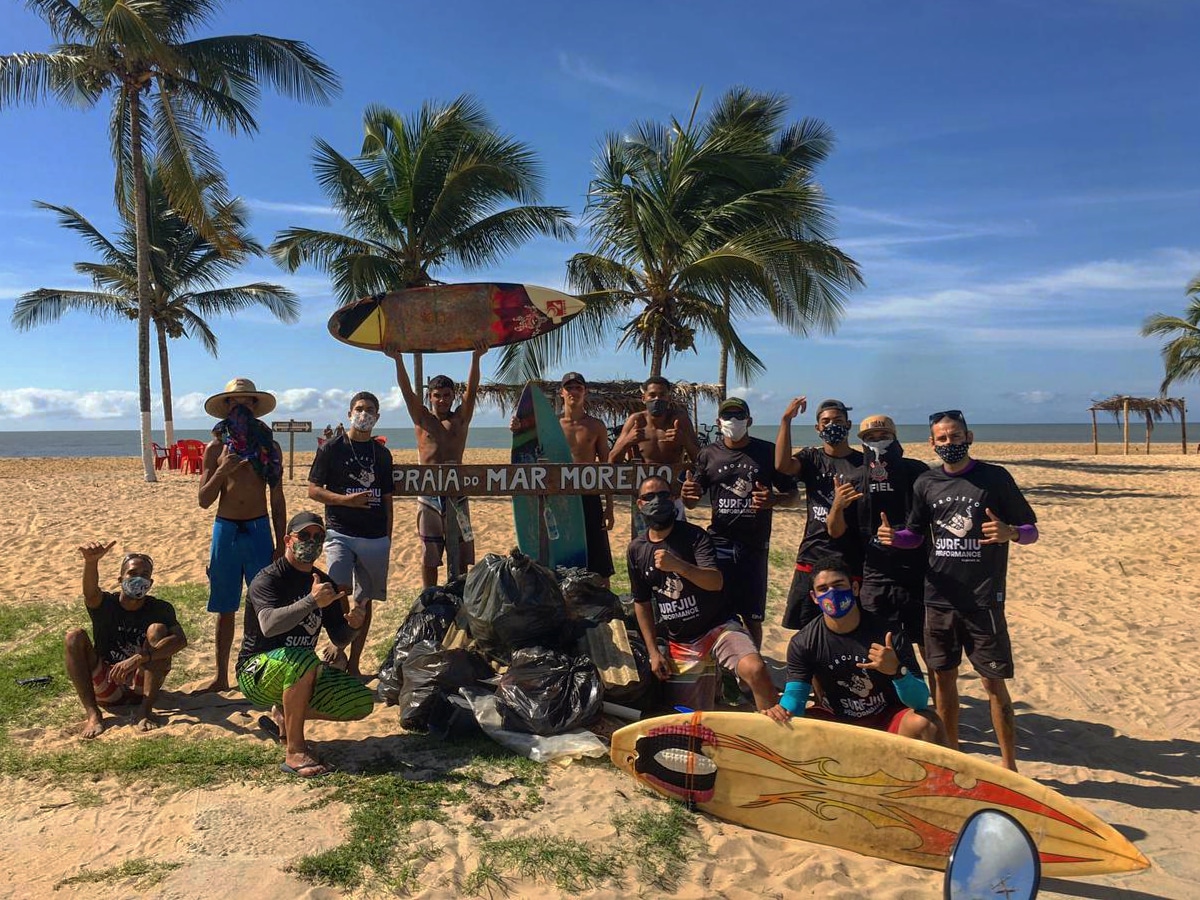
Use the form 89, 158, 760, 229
1142, 286, 1200, 392
612, 803, 698, 890
464, 833, 620, 894
55, 858, 182, 890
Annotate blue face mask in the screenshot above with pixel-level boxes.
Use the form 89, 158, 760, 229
814, 587, 856, 619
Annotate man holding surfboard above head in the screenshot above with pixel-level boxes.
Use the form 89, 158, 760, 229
197, 378, 287, 694
877, 409, 1038, 772
387, 339, 488, 587
610, 376, 701, 536
764, 555, 941, 745
627, 474, 778, 713
557, 372, 615, 585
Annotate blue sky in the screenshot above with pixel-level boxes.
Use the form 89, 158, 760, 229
1, 0, 1197, 431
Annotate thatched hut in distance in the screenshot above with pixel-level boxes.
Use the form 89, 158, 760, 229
1088, 395, 1188, 455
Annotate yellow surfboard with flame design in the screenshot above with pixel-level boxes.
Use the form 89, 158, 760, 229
610, 711, 1149, 876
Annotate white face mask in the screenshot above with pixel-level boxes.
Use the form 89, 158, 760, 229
718, 418, 749, 440
863, 438, 894, 455
350, 411, 378, 433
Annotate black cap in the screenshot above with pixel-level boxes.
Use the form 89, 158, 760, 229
816, 398, 851, 416
287, 511, 325, 534
718, 397, 750, 416
561, 371, 586, 387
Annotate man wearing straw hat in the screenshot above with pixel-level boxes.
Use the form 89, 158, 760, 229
197, 377, 287, 693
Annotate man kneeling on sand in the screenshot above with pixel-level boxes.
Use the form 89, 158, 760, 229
236, 511, 374, 777
66, 542, 188, 738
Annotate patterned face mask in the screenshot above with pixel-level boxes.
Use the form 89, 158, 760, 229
292, 537, 324, 564
121, 576, 152, 600
818, 423, 849, 446
814, 587, 856, 619
350, 411, 378, 432
934, 441, 971, 465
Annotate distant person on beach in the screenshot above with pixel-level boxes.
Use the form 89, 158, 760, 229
763, 555, 941, 744
877, 409, 1038, 771
775, 398, 865, 632
197, 378, 286, 694
387, 340, 488, 587
307, 391, 394, 676
825, 414, 933, 687
333, 423, 345, 439
237, 511, 372, 778
610, 376, 700, 535
681, 396, 797, 649
628, 474, 779, 712
65, 542, 188, 738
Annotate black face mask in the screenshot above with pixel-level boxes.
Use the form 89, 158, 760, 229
640, 495, 676, 527
646, 398, 669, 418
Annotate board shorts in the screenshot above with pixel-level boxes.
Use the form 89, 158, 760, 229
92, 660, 143, 705
236, 646, 374, 720
925, 605, 1014, 679
710, 536, 769, 624
631, 497, 686, 540
325, 530, 391, 603
781, 563, 863, 631
581, 494, 615, 577
859, 581, 926, 649
417, 497, 475, 569
207, 515, 274, 613
665, 620, 759, 711
805, 703, 913, 734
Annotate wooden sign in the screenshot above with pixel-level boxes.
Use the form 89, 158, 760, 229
391, 463, 674, 496
271, 420, 313, 433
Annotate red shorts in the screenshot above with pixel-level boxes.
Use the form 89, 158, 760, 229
805, 703, 910, 734
92, 661, 142, 705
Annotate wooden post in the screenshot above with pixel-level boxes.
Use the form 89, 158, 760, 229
1091, 409, 1098, 455
1145, 412, 1152, 455
1123, 399, 1130, 455
1181, 401, 1188, 455
414, 352, 424, 403
288, 432, 296, 480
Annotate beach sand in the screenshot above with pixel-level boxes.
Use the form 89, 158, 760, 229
1, 443, 1196, 898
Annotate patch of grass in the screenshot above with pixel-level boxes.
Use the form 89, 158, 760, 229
768, 548, 795, 570
0, 625, 72, 725
0, 604, 49, 642
612, 802, 698, 889
152, 583, 211, 620
54, 857, 182, 890
463, 833, 620, 894
72, 788, 104, 808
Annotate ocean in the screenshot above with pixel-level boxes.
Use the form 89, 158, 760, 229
0, 423, 1189, 458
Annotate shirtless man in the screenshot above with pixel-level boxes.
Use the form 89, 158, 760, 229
198, 378, 287, 693
609, 376, 701, 535
388, 341, 488, 587
558, 372, 615, 584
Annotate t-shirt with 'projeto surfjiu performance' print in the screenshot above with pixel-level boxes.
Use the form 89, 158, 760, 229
693, 436, 795, 550
627, 520, 730, 643
791, 446, 865, 572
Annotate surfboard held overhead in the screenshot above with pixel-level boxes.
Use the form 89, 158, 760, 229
327, 282, 585, 353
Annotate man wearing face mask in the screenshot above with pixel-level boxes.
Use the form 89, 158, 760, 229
198, 378, 287, 694
611, 376, 701, 535
877, 410, 1037, 772
628, 475, 779, 712
238, 512, 373, 778
775, 397, 865, 632
65, 542, 188, 738
681, 397, 797, 648
307, 391, 394, 676
763, 556, 939, 744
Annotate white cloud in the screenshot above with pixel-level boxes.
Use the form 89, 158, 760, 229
556, 53, 680, 105
1011, 390, 1059, 405
0, 388, 139, 420
245, 199, 338, 217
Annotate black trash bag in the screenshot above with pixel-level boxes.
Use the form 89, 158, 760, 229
495, 647, 604, 736
558, 567, 620, 628
426, 692, 485, 741
461, 551, 569, 656
398, 641, 494, 731
376, 585, 463, 705
603, 629, 661, 710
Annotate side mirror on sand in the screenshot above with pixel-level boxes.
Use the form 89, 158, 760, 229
945, 808, 1040, 900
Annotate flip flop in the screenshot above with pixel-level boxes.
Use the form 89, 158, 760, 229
257, 714, 282, 743
280, 761, 336, 778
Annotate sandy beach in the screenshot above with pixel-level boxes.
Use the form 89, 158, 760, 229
2, 443, 1197, 898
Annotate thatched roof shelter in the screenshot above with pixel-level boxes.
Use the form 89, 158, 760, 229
473, 380, 725, 427
1087, 395, 1188, 454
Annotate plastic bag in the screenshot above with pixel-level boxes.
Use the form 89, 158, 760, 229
461, 551, 568, 657
459, 687, 607, 764
495, 647, 604, 736
558, 567, 621, 627
398, 641, 494, 731
603, 629, 660, 710
376, 585, 462, 705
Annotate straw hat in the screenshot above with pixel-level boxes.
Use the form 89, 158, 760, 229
204, 377, 277, 418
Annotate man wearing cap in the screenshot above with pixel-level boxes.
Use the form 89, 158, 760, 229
558, 373, 615, 584
681, 397, 797, 648
825, 414, 932, 680
238, 511, 373, 778
775, 397, 865, 633
877, 409, 1038, 771
387, 341, 488, 587
197, 378, 287, 693
307, 391, 394, 676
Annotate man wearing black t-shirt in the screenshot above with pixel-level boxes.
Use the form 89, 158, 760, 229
763, 556, 939, 743
308, 390, 394, 676
879, 410, 1038, 771
628, 475, 778, 711
681, 397, 797, 648
775, 397, 864, 631
237, 512, 374, 778
65, 542, 187, 738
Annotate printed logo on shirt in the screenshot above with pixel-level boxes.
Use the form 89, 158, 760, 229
942, 511, 973, 538
838, 671, 874, 698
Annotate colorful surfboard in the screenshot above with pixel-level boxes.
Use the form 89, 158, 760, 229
327, 283, 584, 353
511, 383, 587, 571
611, 711, 1150, 877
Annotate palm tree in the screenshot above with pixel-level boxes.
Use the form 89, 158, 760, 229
1, 1, 337, 480
12, 166, 298, 447
1141, 280, 1200, 393
495, 89, 862, 391
269, 96, 574, 386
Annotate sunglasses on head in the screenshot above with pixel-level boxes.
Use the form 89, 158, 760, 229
928, 409, 967, 426
121, 552, 154, 569
638, 489, 672, 502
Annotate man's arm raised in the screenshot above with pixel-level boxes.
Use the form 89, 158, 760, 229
775, 396, 807, 476
456, 339, 489, 426
79, 540, 116, 609
387, 346, 432, 426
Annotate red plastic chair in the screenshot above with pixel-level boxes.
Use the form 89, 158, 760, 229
178, 439, 205, 475
151, 442, 170, 470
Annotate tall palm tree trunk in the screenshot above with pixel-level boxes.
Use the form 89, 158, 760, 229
716, 288, 731, 401
129, 91, 157, 482
650, 334, 666, 378
156, 320, 176, 449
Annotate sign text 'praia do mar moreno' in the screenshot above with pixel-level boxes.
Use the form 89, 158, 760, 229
390, 463, 674, 496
